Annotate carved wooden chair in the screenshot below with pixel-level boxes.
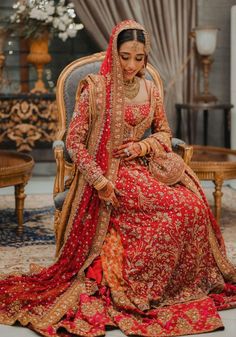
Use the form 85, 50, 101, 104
53, 51, 193, 253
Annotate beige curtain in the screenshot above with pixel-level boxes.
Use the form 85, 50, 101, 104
72, 0, 197, 131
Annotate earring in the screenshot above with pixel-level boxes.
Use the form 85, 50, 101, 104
139, 65, 146, 78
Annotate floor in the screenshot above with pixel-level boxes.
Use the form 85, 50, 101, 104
0, 173, 236, 337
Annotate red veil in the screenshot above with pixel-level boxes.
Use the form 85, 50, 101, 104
0, 19, 151, 331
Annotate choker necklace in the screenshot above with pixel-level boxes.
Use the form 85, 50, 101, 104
124, 76, 140, 99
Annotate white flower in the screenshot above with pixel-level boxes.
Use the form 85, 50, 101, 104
58, 22, 66, 31
75, 23, 84, 31
58, 0, 66, 6
8, 0, 84, 41
45, 16, 53, 23
45, 4, 55, 16
30, 8, 47, 21
60, 14, 71, 25
58, 31, 68, 41
18, 5, 26, 13
52, 17, 60, 28
12, 1, 20, 9
67, 27, 77, 38
56, 6, 66, 16
10, 14, 17, 22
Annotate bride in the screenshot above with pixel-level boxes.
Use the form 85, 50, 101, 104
0, 20, 236, 337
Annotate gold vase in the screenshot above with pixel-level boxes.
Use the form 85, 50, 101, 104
27, 32, 52, 93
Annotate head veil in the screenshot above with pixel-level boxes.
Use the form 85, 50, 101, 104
98, 20, 150, 182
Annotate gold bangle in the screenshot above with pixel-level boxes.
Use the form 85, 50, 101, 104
141, 140, 151, 153
138, 139, 152, 156
93, 176, 108, 190
138, 142, 148, 156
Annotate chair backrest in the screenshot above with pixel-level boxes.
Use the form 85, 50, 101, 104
56, 51, 164, 162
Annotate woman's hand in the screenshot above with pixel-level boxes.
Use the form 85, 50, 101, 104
113, 142, 141, 161
98, 181, 120, 208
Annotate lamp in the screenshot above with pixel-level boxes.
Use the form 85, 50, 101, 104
194, 26, 219, 103
0, 27, 7, 86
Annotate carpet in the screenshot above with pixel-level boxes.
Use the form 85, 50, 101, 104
0, 194, 56, 273
0, 206, 55, 247
0, 187, 235, 274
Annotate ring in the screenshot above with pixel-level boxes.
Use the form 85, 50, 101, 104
124, 148, 130, 156
105, 201, 111, 206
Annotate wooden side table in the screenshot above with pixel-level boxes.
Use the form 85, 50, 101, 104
0, 150, 34, 234
175, 103, 233, 147
190, 145, 236, 223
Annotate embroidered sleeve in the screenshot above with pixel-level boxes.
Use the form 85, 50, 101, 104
66, 85, 104, 186
144, 84, 172, 153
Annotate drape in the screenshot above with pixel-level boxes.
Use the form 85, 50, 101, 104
72, 0, 197, 132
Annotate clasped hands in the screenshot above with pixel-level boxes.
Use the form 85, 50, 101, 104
98, 142, 142, 209
113, 141, 141, 160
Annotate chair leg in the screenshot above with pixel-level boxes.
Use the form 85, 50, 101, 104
213, 173, 224, 224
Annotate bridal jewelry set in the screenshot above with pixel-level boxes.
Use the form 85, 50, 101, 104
124, 76, 140, 99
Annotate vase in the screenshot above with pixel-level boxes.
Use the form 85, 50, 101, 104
27, 32, 52, 93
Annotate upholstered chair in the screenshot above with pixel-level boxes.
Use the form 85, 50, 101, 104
53, 51, 193, 255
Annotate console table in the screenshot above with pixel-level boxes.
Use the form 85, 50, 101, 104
175, 103, 233, 147
0, 93, 57, 152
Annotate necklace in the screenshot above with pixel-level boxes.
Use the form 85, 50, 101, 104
124, 76, 140, 99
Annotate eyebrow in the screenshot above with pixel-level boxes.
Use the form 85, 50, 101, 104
119, 52, 145, 56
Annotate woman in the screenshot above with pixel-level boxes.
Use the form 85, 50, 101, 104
0, 20, 236, 337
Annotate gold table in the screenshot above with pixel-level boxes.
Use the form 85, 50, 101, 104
0, 150, 34, 234
190, 146, 236, 223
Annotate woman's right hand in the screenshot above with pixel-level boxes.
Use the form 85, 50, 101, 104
98, 181, 120, 208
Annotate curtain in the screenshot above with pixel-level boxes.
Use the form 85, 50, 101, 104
72, 0, 197, 132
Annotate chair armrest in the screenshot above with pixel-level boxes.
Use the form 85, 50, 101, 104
53, 140, 65, 196
171, 137, 193, 165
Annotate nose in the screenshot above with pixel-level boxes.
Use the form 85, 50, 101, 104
126, 59, 136, 70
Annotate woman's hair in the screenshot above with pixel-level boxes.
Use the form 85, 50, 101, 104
117, 29, 145, 50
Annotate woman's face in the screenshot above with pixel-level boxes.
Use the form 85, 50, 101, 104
118, 40, 145, 81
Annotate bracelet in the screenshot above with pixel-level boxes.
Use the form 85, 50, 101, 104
93, 176, 109, 190
138, 140, 151, 156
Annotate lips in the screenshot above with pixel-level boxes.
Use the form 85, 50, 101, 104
125, 71, 135, 75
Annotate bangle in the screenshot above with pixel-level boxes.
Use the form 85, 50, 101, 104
139, 140, 151, 156
93, 176, 108, 190
139, 142, 148, 156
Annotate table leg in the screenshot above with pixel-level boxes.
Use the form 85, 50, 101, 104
213, 173, 223, 224
176, 106, 182, 139
203, 109, 208, 146
15, 184, 26, 235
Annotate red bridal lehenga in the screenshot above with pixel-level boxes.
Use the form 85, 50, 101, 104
0, 20, 236, 337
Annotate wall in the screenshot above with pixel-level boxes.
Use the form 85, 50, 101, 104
197, 0, 236, 147
1, 0, 235, 149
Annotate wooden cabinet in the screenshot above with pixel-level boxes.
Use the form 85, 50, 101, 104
0, 93, 57, 152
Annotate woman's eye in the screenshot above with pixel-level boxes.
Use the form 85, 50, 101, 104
121, 55, 129, 60
136, 57, 143, 62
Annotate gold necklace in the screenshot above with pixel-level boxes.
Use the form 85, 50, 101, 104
124, 77, 140, 99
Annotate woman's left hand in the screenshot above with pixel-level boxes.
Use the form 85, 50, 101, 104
113, 142, 141, 161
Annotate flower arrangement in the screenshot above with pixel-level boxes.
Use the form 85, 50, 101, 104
6, 0, 84, 41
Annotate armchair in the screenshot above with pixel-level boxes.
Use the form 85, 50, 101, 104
53, 51, 193, 254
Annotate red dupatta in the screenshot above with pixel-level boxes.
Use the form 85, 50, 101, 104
0, 20, 150, 329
